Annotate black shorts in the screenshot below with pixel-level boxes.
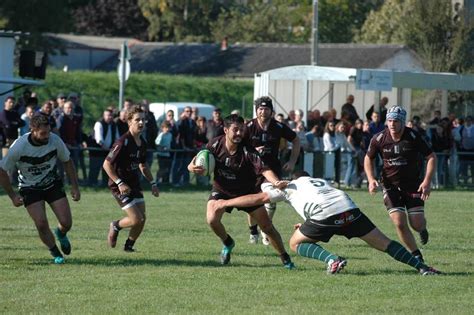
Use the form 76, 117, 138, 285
208, 189, 262, 213
382, 186, 424, 214
299, 208, 376, 242
19, 180, 66, 207
112, 190, 144, 210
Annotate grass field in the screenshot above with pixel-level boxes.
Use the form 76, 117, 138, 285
1, 187, 473, 314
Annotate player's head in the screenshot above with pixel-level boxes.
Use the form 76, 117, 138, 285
292, 170, 311, 180
386, 105, 406, 134
127, 105, 146, 134
224, 114, 245, 144
29, 114, 51, 145
254, 96, 273, 121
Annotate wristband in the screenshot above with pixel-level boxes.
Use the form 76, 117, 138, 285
150, 181, 157, 187
114, 178, 123, 186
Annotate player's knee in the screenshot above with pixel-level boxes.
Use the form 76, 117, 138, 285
61, 221, 72, 232
409, 220, 425, 232
289, 239, 299, 253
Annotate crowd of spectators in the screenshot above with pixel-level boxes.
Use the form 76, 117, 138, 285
0, 90, 473, 188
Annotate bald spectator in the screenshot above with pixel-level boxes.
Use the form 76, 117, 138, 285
341, 95, 359, 125
115, 109, 129, 136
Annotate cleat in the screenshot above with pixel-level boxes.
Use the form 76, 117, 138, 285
419, 229, 429, 245
327, 257, 347, 274
53, 256, 65, 264
124, 246, 135, 253
283, 261, 295, 270
220, 240, 235, 265
54, 228, 71, 255
249, 234, 259, 244
419, 266, 442, 275
108, 222, 119, 248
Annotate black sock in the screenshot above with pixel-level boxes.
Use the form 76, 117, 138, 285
223, 235, 234, 247
411, 249, 423, 260
56, 228, 66, 237
249, 225, 258, 235
49, 245, 63, 258
125, 238, 135, 248
280, 252, 291, 264
113, 220, 122, 231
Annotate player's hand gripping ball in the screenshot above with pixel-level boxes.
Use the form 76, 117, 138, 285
195, 149, 215, 176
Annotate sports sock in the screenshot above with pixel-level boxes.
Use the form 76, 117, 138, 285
49, 245, 63, 258
249, 225, 258, 235
296, 243, 338, 263
280, 252, 291, 264
223, 235, 234, 247
124, 238, 135, 249
411, 249, 424, 262
55, 227, 66, 237
113, 220, 122, 231
386, 241, 427, 270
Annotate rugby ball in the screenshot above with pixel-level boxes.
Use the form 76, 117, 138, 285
195, 149, 215, 176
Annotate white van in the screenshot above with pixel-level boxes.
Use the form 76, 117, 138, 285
149, 102, 216, 125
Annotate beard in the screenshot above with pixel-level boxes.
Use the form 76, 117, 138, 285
34, 137, 49, 145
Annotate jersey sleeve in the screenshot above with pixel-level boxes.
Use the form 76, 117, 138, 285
54, 135, 71, 162
281, 123, 297, 142
366, 134, 379, 159
106, 138, 124, 164
261, 182, 286, 203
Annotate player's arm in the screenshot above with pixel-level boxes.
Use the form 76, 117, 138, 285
103, 158, 130, 195
214, 192, 271, 211
63, 159, 81, 201
262, 169, 288, 189
283, 135, 300, 172
364, 154, 379, 194
139, 163, 159, 197
0, 167, 23, 207
418, 152, 436, 201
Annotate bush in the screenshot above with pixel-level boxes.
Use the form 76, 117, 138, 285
22, 69, 254, 132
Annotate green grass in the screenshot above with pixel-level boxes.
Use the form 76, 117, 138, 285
0, 189, 473, 314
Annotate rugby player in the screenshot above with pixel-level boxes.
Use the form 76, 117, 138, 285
364, 105, 435, 262
0, 114, 80, 264
104, 106, 159, 252
244, 96, 300, 245
211, 171, 441, 275
188, 114, 294, 268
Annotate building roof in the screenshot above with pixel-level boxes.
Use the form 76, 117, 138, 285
46, 34, 422, 77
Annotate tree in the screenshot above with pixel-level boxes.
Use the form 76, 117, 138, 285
73, 0, 149, 40
356, 0, 474, 73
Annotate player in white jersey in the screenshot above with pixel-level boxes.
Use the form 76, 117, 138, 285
0, 114, 80, 264
211, 171, 441, 275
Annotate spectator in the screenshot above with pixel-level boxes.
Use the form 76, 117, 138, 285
290, 109, 305, 130
207, 108, 224, 141
141, 101, 159, 169
366, 97, 389, 124
429, 110, 442, 125
0, 96, 25, 158
430, 119, 452, 188
191, 106, 200, 121
323, 121, 338, 151
115, 109, 129, 136
369, 111, 385, 136
57, 101, 82, 181
307, 109, 325, 132
459, 116, 474, 184
329, 108, 340, 125
347, 119, 365, 188
20, 105, 35, 136
68, 92, 83, 125
123, 98, 133, 111
39, 101, 58, 134
335, 122, 353, 187
155, 121, 173, 184
14, 89, 32, 114
305, 124, 323, 152
341, 94, 359, 125
172, 106, 196, 186
88, 109, 119, 187
52, 93, 67, 120
195, 116, 209, 186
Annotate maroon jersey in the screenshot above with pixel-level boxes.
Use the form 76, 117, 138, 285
207, 135, 269, 197
106, 131, 147, 191
244, 118, 296, 174
366, 127, 433, 190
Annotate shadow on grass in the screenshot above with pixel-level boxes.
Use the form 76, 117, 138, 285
347, 268, 473, 277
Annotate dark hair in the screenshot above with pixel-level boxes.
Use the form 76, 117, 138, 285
127, 105, 144, 121
30, 114, 50, 129
292, 170, 310, 179
5, 96, 15, 102
161, 120, 171, 129
224, 114, 244, 128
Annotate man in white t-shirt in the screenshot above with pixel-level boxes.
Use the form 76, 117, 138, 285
0, 114, 80, 264
212, 171, 441, 275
